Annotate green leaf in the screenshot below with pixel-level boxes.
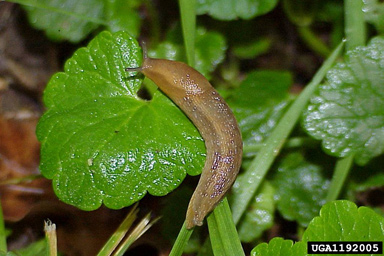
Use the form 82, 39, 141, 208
302, 200, 384, 241
363, 0, 384, 33
303, 36, 384, 165
196, 0, 278, 21
251, 238, 306, 256
272, 152, 330, 226
37, 31, 205, 210
353, 172, 384, 192
150, 27, 227, 78
104, 0, 142, 37
252, 201, 384, 256
15, 0, 141, 42
232, 38, 271, 59
347, 157, 384, 197
236, 181, 275, 243
227, 70, 292, 148
7, 239, 47, 256
19, 0, 105, 42
194, 28, 227, 77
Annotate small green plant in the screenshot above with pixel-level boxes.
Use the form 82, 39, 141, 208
4, 0, 384, 255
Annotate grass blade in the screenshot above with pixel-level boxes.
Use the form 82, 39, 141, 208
113, 213, 160, 256
326, 155, 354, 202
207, 198, 245, 256
169, 222, 194, 256
97, 204, 139, 256
179, 0, 196, 67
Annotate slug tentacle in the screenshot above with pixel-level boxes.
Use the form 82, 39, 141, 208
127, 56, 242, 229
125, 66, 143, 72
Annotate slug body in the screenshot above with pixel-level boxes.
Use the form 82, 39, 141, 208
128, 57, 242, 229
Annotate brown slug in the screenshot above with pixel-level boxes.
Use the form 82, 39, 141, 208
126, 52, 242, 229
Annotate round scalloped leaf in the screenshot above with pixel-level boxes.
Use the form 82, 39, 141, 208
251, 200, 384, 256
22, 0, 104, 42
251, 238, 306, 256
272, 153, 330, 226
303, 36, 384, 165
37, 31, 205, 210
196, 0, 278, 21
303, 200, 384, 241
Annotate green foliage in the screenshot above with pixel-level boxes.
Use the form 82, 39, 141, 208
230, 42, 344, 226
179, 0, 197, 67
5, 240, 47, 256
14, 0, 141, 42
346, 157, 384, 199
353, 172, 384, 192
363, 0, 384, 33
232, 38, 271, 59
282, 0, 318, 26
236, 181, 275, 243
303, 200, 384, 241
272, 153, 330, 226
227, 70, 292, 147
15, 0, 384, 254
252, 238, 306, 256
196, 0, 278, 20
150, 27, 227, 78
252, 201, 384, 255
104, 0, 141, 35
37, 31, 206, 210
207, 199, 245, 256
18, 0, 104, 42
161, 187, 192, 242
303, 36, 384, 165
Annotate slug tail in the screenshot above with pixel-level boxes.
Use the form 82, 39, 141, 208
185, 194, 204, 229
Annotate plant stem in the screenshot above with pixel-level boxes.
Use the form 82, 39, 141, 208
44, 220, 57, 256
298, 26, 331, 57
113, 213, 158, 256
168, 3, 197, 254
143, 0, 161, 46
326, 155, 354, 202
0, 202, 6, 253
243, 137, 319, 156
97, 204, 138, 256
207, 198, 245, 256
169, 222, 194, 256
0, 174, 42, 185
231, 41, 344, 225
344, 0, 366, 50
179, 0, 196, 67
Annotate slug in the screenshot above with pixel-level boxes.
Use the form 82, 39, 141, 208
126, 51, 242, 229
